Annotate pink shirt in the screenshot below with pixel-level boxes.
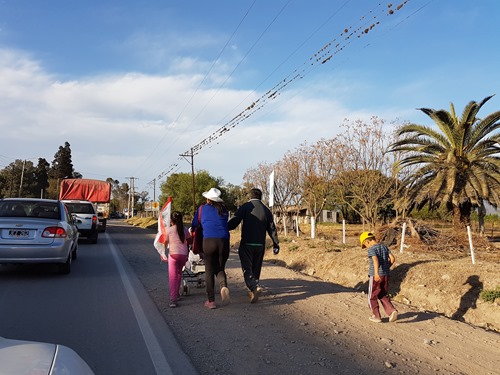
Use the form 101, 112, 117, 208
164, 225, 190, 256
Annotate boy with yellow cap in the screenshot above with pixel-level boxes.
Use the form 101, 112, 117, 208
360, 231, 398, 323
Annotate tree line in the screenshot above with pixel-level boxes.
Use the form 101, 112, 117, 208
241, 96, 500, 232
0, 142, 78, 199
4, 96, 499, 231
0, 141, 139, 214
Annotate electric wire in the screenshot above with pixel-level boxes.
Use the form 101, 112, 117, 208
180, 1, 414, 156
149, 0, 427, 190
149, 0, 345, 186
137, 1, 258, 183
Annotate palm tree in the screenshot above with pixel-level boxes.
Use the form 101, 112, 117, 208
389, 95, 500, 229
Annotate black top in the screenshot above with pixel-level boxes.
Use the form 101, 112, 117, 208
228, 199, 279, 246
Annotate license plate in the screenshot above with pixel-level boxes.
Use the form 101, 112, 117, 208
9, 229, 29, 238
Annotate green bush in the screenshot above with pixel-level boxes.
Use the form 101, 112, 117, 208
480, 287, 500, 303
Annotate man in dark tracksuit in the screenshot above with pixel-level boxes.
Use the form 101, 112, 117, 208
228, 188, 279, 303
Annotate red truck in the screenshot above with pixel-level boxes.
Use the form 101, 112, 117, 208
59, 179, 112, 233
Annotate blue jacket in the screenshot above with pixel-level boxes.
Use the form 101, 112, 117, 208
191, 203, 229, 239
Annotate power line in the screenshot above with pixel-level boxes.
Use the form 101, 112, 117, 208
149, 0, 425, 187
177, 2, 417, 156
139, 1, 258, 184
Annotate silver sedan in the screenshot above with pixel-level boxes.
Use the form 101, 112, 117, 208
0, 198, 78, 274
0, 336, 94, 374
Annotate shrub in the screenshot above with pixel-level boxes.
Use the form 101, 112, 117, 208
480, 287, 500, 303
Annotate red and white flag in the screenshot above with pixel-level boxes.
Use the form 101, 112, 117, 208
153, 197, 172, 261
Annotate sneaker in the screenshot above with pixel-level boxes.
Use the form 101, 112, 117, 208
169, 302, 177, 308
204, 300, 216, 309
369, 315, 382, 323
389, 310, 398, 322
255, 285, 264, 294
249, 288, 260, 304
220, 287, 230, 305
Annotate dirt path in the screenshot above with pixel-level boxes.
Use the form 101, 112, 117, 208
110, 224, 500, 375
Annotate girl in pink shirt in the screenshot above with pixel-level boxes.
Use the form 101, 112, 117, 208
165, 211, 191, 307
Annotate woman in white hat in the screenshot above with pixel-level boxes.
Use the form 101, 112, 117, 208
191, 187, 230, 309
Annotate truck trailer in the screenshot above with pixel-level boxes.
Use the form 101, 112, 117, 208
59, 179, 112, 232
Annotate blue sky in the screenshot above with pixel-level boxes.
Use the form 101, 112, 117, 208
1, 0, 499, 199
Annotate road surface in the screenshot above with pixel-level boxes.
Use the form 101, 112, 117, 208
0, 225, 197, 375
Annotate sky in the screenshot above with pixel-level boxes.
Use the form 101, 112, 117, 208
1, 0, 499, 200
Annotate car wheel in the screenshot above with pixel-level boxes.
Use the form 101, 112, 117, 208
58, 254, 71, 274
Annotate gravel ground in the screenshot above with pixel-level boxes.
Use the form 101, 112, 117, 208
108, 222, 500, 375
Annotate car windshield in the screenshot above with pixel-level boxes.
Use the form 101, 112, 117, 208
0, 201, 60, 219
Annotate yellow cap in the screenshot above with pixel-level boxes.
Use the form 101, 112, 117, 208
359, 232, 375, 248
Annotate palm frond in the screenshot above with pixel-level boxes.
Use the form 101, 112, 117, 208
390, 96, 500, 227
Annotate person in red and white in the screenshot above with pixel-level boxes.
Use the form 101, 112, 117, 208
164, 211, 191, 308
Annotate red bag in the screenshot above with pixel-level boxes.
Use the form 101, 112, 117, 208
192, 206, 204, 255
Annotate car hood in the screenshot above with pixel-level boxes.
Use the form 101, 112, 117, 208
0, 337, 94, 375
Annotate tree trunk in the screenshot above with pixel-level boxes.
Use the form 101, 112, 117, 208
453, 201, 472, 229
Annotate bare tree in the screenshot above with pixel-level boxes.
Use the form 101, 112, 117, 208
331, 117, 396, 229
242, 162, 274, 201
293, 139, 337, 237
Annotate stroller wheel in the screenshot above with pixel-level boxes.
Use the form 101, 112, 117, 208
197, 278, 204, 288
180, 280, 188, 295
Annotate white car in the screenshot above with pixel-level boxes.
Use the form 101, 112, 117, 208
62, 200, 99, 244
0, 336, 94, 374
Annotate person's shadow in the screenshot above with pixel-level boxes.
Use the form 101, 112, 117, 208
451, 275, 483, 321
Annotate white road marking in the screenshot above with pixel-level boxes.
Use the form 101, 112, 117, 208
105, 232, 173, 375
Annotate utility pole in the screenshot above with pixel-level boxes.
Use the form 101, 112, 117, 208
152, 178, 156, 202
18, 159, 26, 197
180, 148, 196, 213
126, 177, 137, 218
152, 178, 157, 218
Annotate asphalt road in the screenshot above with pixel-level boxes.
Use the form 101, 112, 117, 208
0, 222, 197, 375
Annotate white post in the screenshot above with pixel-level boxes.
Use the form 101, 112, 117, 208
283, 215, 288, 237
310, 216, 315, 239
400, 222, 407, 253
342, 220, 346, 244
467, 225, 476, 265
295, 217, 299, 237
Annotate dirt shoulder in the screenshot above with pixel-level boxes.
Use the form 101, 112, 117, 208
112, 222, 500, 375
269, 234, 500, 332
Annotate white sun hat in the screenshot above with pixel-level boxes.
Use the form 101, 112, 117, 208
202, 187, 223, 202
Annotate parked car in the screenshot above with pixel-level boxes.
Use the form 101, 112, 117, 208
0, 336, 94, 374
62, 200, 99, 244
0, 198, 78, 274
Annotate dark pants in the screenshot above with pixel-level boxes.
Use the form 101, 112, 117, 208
203, 237, 230, 302
368, 275, 396, 319
238, 243, 265, 292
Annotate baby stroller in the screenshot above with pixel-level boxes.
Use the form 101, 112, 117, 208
181, 250, 205, 295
